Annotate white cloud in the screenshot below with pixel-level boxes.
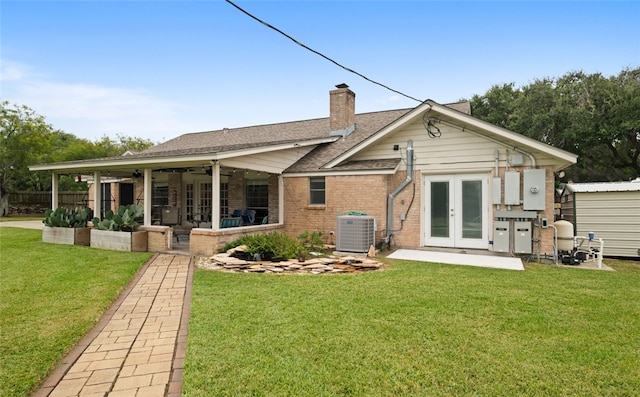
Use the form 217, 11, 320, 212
1, 61, 195, 142
0, 60, 31, 81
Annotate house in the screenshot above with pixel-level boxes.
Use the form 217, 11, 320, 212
559, 179, 640, 258
30, 84, 577, 256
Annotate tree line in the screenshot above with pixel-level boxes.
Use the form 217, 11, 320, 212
0, 101, 154, 215
468, 67, 640, 183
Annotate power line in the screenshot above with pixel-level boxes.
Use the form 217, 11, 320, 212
225, 0, 423, 103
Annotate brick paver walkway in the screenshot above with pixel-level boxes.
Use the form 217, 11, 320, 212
35, 254, 193, 397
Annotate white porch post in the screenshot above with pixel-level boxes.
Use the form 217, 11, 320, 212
93, 171, 102, 218
278, 174, 284, 224
51, 172, 59, 209
143, 168, 152, 226
211, 161, 220, 230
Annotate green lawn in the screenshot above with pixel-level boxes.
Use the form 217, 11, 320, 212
0, 216, 43, 222
184, 258, 640, 396
0, 227, 152, 397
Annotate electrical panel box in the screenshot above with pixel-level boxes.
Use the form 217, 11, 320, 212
504, 171, 520, 205
510, 153, 524, 166
514, 221, 532, 254
492, 177, 502, 205
523, 169, 546, 210
493, 221, 510, 252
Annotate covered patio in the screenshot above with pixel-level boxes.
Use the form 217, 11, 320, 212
29, 138, 323, 255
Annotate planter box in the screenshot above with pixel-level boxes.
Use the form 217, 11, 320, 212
90, 229, 148, 252
43, 226, 91, 246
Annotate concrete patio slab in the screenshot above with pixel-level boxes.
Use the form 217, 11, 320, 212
388, 249, 525, 271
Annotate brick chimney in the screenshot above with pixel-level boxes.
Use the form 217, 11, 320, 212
329, 83, 356, 136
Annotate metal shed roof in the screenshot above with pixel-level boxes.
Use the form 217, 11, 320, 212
566, 178, 640, 193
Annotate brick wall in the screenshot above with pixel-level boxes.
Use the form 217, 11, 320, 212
268, 174, 279, 223
134, 179, 144, 206
167, 173, 182, 209
284, 174, 392, 245
386, 170, 422, 247
228, 172, 245, 213
329, 86, 355, 131
190, 224, 285, 256
140, 225, 171, 252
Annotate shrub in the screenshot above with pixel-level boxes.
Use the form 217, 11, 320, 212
298, 231, 325, 253
43, 207, 91, 228
221, 232, 306, 261
92, 204, 143, 232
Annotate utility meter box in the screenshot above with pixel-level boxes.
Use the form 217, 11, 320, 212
514, 221, 532, 254
504, 171, 520, 205
493, 221, 510, 252
523, 169, 546, 210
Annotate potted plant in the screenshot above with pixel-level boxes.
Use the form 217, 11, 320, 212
90, 204, 147, 251
42, 207, 91, 245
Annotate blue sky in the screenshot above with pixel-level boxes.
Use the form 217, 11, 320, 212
2, 1, 638, 142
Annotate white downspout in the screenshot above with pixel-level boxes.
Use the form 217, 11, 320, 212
385, 140, 414, 247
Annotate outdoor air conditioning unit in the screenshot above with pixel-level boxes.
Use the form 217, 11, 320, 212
336, 215, 376, 253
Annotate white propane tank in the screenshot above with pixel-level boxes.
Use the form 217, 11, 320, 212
555, 220, 574, 251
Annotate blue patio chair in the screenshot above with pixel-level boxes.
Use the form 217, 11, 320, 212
242, 210, 256, 225
220, 217, 242, 228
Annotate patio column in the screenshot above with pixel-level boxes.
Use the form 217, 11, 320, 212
143, 168, 152, 226
93, 171, 101, 219
51, 172, 59, 210
278, 173, 284, 224
211, 161, 220, 230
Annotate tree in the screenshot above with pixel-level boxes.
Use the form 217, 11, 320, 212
468, 68, 640, 183
0, 102, 56, 215
1, 101, 156, 215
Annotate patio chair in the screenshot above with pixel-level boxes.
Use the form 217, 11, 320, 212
242, 209, 256, 225
187, 208, 211, 228
220, 217, 242, 228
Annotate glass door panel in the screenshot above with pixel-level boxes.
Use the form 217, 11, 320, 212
461, 180, 482, 239
430, 181, 450, 238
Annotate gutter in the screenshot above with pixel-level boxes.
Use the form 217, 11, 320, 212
384, 139, 414, 247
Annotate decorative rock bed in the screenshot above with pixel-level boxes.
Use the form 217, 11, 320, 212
196, 245, 384, 275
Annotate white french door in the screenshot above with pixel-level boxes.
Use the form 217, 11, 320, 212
424, 174, 489, 249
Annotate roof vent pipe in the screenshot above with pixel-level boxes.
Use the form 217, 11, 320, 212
385, 140, 414, 247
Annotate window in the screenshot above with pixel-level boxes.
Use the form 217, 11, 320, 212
246, 180, 268, 209
220, 182, 229, 217
185, 183, 194, 221
309, 177, 325, 205
199, 183, 212, 217
152, 182, 168, 207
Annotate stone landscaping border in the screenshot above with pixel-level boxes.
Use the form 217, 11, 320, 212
196, 246, 383, 275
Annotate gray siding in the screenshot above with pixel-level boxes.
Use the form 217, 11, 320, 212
574, 191, 640, 258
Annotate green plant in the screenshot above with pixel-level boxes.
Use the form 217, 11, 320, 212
0, 227, 150, 397
298, 231, 325, 253
92, 204, 143, 232
221, 232, 306, 260
42, 207, 90, 228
